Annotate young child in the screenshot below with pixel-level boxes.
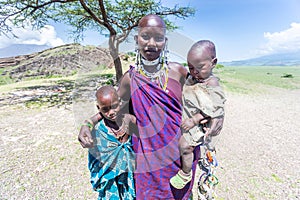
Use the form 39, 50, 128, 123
85, 85, 136, 200
170, 40, 226, 190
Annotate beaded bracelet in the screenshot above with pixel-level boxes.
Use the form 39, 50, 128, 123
81, 119, 93, 131
85, 119, 94, 127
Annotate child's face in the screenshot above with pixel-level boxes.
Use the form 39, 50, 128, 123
187, 49, 216, 82
97, 93, 120, 121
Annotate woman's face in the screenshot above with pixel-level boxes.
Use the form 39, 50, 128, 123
136, 27, 166, 61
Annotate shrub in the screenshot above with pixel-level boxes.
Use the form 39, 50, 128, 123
281, 73, 293, 78
215, 64, 224, 69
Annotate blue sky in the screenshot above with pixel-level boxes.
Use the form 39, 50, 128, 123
0, 0, 300, 62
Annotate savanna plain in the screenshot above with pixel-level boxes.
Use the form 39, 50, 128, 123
0, 66, 299, 200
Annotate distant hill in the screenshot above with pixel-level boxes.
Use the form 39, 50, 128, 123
0, 44, 51, 58
0, 43, 113, 82
221, 51, 300, 66
1, 43, 299, 84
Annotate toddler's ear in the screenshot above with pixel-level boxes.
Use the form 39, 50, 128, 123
213, 57, 218, 64
212, 57, 218, 68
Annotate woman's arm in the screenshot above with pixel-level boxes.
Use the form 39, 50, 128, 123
78, 113, 102, 148
117, 71, 131, 101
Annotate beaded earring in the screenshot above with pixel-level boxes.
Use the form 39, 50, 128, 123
162, 38, 169, 65
135, 43, 140, 67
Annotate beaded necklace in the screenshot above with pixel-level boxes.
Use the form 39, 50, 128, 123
137, 54, 169, 91
107, 119, 128, 140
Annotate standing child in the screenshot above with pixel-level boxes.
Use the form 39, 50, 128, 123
170, 40, 226, 190
84, 85, 136, 200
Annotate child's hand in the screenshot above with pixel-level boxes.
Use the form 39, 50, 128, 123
181, 118, 195, 131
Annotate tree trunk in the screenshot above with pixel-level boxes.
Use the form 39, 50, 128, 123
108, 35, 123, 83
111, 50, 123, 83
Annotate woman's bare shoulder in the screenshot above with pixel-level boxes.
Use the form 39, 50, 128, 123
168, 62, 188, 76
168, 61, 184, 69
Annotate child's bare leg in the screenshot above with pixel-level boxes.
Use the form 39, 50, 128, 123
170, 135, 194, 189
179, 135, 194, 174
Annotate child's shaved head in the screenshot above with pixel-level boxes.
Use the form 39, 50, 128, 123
189, 40, 216, 60
96, 86, 118, 104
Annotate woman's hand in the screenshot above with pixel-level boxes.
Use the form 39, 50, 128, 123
78, 125, 94, 148
203, 116, 224, 142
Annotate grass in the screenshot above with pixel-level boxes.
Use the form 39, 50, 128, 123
1, 65, 299, 98
0, 76, 76, 93
0, 68, 14, 85
215, 66, 300, 94
271, 173, 283, 182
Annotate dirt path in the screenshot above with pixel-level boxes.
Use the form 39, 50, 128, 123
216, 89, 300, 199
0, 89, 299, 199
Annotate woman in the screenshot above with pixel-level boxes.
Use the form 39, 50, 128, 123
117, 14, 196, 199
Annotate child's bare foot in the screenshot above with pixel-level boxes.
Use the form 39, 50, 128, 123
170, 170, 192, 189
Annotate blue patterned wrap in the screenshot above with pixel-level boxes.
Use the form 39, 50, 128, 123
88, 120, 136, 200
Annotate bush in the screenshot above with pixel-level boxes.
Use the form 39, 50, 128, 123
215, 64, 224, 69
182, 63, 188, 67
281, 73, 293, 78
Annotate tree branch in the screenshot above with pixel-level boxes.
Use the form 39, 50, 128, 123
0, 0, 77, 34
28, 0, 77, 15
98, 0, 116, 35
156, 6, 194, 18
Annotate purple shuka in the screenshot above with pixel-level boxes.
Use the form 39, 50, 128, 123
129, 67, 199, 199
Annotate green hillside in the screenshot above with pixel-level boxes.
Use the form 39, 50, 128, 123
215, 66, 300, 94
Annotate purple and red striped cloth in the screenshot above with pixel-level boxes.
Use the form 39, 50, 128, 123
129, 66, 199, 199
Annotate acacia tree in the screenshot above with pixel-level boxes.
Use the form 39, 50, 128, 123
0, 0, 194, 81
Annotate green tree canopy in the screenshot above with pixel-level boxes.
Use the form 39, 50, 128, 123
0, 0, 195, 81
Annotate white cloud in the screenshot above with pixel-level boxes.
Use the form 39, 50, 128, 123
0, 22, 65, 48
257, 22, 300, 55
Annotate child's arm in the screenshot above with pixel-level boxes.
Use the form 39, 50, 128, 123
78, 113, 102, 148
203, 75, 225, 137
206, 75, 220, 86
181, 113, 209, 131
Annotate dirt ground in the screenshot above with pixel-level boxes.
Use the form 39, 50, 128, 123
0, 88, 299, 199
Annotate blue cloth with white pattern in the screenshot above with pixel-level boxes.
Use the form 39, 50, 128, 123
88, 120, 136, 200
